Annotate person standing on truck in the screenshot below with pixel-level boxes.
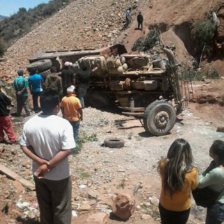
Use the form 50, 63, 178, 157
137, 11, 143, 30
28, 69, 43, 113
61, 61, 75, 96
20, 91, 75, 224
43, 66, 63, 99
76, 66, 98, 108
12, 69, 30, 117
61, 85, 83, 139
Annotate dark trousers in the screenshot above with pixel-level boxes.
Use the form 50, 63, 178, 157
206, 202, 224, 224
16, 94, 29, 115
138, 21, 143, 30
159, 204, 190, 224
34, 176, 71, 224
69, 120, 80, 139
32, 92, 41, 112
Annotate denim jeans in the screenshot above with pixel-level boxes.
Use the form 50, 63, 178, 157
69, 120, 80, 139
206, 202, 224, 224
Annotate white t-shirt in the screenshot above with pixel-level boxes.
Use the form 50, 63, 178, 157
20, 114, 76, 181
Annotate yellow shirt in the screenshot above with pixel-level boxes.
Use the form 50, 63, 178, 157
61, 94, 82, 122
159, 159, 198, 211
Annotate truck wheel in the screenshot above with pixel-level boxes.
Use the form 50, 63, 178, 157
27, 59, 52, 73
143, 100, 176, 136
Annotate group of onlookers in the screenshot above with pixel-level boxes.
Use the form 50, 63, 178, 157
158, 138, 224, 224
0, 60, 87, 144
1, 60, 224, 224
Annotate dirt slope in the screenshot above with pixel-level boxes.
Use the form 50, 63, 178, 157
0, 0, 223, 81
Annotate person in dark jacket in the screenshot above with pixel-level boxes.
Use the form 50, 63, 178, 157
137, 11, 143, 30
61, 61, 75, 96
0, 81, 16, 144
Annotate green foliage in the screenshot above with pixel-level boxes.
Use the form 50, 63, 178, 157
72, 131, 98, 156
131, 29, 160, 52
80, 171, 90, 179
180, 67, 220, 81
204, 68, 220, 79
143, 29, 160, 51
191, 19, 215, 46
132, 37, 145, 51
0, 0, 70, 47
0, 39, 6, 57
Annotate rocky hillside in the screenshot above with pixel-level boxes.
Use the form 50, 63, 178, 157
0, 0, 223, 81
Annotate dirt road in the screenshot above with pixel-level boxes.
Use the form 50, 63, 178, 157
1, 100, 223, 224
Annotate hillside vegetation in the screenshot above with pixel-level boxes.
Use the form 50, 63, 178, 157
0, 0, 70, 47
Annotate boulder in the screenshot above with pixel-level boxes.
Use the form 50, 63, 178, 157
112, 193, 135, 220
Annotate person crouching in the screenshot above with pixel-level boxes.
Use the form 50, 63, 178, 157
61, 85, 83, 139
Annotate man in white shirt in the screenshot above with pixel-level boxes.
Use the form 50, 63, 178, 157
20, 91, 75, 224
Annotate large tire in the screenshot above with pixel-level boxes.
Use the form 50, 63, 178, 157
143, 100, 176, 136
27, 59, 52, 73
104, 138, 124, 148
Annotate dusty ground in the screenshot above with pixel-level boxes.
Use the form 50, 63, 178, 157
0, 0, 224, 223
1, 80, 224, 224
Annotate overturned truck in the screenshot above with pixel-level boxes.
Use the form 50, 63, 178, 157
28, 44, 182, 136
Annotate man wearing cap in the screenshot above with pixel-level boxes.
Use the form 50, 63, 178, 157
0, 81, 17, 144
61, 85, 82, 139
61, 62, 75, 96
12, 69, 30, 116
137, 11, 143, 30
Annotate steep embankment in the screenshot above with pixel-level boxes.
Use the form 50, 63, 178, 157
0, 0, 223, 81
0, 0, 143, 81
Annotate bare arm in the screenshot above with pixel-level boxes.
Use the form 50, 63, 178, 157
78, 108, 83, 121
20, 145, 48, 165
35, 149, 71, 178
21, 145, 71, 178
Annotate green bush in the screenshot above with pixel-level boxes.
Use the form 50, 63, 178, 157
205, 68, 220, 79
180, 68, 204, 81
131, 29, 160, 52
132, 37, 144, 51
0, 39, 6, 57
143, 29, 160, 51
0, 0, 71, 47
191, 19, 215, 46
180, 67, 220, 81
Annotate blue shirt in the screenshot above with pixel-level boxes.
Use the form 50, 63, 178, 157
28, 74, 43, 92
13, 76, 29, 96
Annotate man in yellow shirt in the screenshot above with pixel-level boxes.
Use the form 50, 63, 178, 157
61, 85, 83, 139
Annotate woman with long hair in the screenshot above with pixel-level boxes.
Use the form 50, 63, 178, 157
158, 138, 198, 224
197, 140, 224, 224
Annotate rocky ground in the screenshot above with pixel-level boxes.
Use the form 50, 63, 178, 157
0, 0, 224, 223
1, 79, 224, 223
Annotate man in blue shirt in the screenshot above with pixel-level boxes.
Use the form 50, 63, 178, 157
28, 69, 43, 113
12, 69, 30, 116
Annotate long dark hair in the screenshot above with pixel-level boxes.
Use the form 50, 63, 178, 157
164, 138, 193, 195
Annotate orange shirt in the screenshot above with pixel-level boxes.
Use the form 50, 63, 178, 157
159, 159, 198, 211
61, 94, 82, 122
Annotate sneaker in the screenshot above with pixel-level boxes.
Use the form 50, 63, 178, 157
0, 139, 7, 144
11, 113, 20, 117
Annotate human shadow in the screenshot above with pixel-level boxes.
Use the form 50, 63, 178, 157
16, 216, 39, 224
